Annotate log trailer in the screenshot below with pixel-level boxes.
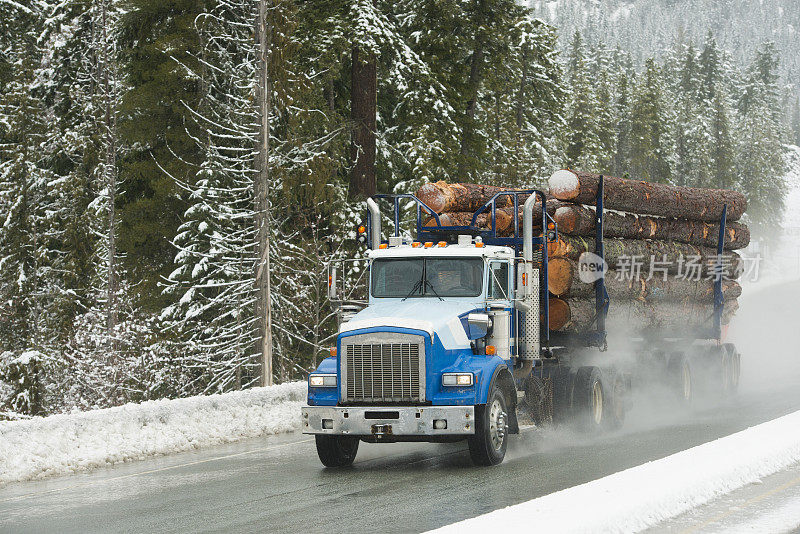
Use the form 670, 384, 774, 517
301, 180, 741, 467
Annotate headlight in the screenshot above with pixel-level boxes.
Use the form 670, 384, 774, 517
309, 374, 337, 387
442, 373, 474, 387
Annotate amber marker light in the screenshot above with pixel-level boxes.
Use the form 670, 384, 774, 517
437, 241, 447, 247
378, 243, 388, 249
411, 241, 421, 248
475, 242, 485, 248
358, 225, 366, 234
424, 242, 434, 248
486, 345, 497, 356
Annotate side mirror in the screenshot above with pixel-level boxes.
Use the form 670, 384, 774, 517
328, 265, 338, 300
467, 313, 491, 339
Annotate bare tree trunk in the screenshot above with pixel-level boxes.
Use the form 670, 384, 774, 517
515, 45, 529, 129
256, 0, 273, 387
350, 42, 377, 199
458, 41, 485, 176
101, 0, 118, 342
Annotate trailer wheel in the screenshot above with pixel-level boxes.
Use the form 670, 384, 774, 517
315, 435, 359, 468
668, 353, 693, 404
729, 347, 741, 392
468, 384, 508, 466
604, 372, 626, 430
573, 366, 605, 431
719, 348, 733, 394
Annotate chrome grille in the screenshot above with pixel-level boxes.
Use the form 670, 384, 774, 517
342, 334, 425, 402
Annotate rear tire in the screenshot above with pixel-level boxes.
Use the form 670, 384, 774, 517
315, 435, 359, 468
724, 343, 741, 393
468, 384, 508, 466
573, 366, 605, 431
604, 371, 626, 430
668, 353, 693, 405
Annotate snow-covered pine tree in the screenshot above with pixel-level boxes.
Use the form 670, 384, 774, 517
591, 43, 616, 174
611, 48, 634, 176
669, 42, 713, 187
629, 58, 673, 183
564, 32, 601, 171
698, 33, 736, 189
736, 42, 787, 236
162, 0, 354, 391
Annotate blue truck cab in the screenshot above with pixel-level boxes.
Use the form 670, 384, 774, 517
303, 192, 547, 466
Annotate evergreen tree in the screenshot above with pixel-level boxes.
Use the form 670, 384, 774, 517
629, 58, 672, 182
611, 50, 634, 175
116, 0, 205, 310
791, 95, 800, 146
564, 32, 601, 169
698, 34, 736, 188
736, 43, 787, 234
592, 44, 616, 173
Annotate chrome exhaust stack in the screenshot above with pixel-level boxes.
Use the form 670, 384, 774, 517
518, 193, 541, 361
366, 197, 381, 250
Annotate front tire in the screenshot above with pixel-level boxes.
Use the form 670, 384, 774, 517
468, 385, 508, 466
315, 435, 359, 468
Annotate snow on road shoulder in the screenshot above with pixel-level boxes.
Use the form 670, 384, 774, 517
429, 410, 800, 534
0, 381, 306, 485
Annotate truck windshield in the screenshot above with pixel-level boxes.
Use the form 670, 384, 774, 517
371, 258, 484, 298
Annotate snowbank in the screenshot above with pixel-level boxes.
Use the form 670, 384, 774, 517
430, 410, 800, 533
0, 381, 306, 485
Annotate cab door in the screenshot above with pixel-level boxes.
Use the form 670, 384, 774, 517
487, 261, 512, 359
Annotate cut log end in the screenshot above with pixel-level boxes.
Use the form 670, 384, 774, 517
548, 298, 571, 331
417, 182, 447, 213
548, 169, 580, 200
554, 205, 580, 234
547, 256, 574, 296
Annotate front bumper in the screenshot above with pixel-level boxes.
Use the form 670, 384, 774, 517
301, 405, 475, 437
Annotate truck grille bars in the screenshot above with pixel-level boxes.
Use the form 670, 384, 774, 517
341, 333, 426, 403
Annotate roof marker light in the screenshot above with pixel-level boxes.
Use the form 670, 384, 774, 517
424, 242, 433, 248
378, 243, 388, 249
437, 241, 447, 247
411, 242, 421, 248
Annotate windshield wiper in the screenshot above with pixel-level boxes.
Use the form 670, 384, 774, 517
401, 277, 424, 301
424, 280, 445, 301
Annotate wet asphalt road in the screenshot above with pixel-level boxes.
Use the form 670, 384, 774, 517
2, 282, 799, 534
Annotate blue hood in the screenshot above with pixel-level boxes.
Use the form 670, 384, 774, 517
339, 299, 482, 350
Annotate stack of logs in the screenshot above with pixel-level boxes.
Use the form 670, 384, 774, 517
416, 170, 748, 335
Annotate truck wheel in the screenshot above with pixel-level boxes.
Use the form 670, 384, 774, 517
468, 384, 508, 466
668, 353, 693, 405
604, 371, 626, 430
573, 366, 605, 431
315, 435, 359, 468
719, 348, 733, 394
728, 346, 741, 392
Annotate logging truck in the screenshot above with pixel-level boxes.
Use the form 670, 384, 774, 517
301, 175, 742, 467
